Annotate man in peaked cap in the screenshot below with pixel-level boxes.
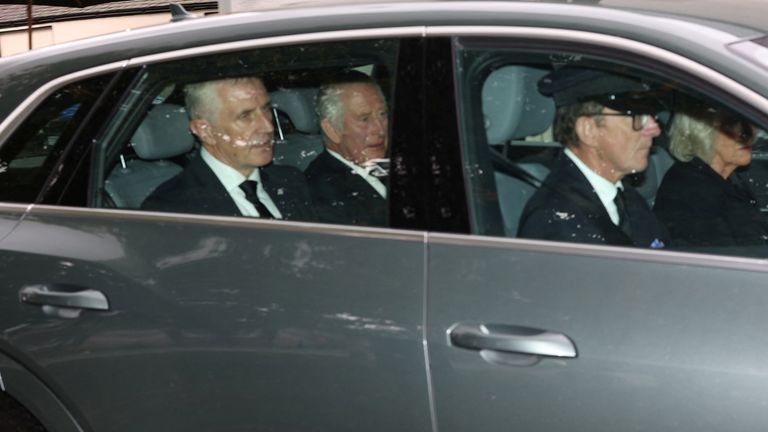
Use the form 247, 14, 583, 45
517, 67, 669, 248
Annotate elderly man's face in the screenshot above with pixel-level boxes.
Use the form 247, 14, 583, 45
590, 108, 661, 182
192, 78, 275, 177
326, 83, 388, 165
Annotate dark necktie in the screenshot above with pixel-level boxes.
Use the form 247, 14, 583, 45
239, 180, 275, 219
614, 187, 632, 237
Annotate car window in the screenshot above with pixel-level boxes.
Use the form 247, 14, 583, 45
455, 39, 768, 258
89, 38, 401, 228
0, 74, 114, 203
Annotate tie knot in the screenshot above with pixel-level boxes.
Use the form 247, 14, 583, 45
239, 180, 259, 198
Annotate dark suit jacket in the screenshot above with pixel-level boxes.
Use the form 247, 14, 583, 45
654, 157, 768, 249
518, 152, 668, 248
304, 151, 387, 227
141, 155, 316, 221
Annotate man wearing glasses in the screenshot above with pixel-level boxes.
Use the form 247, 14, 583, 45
517, 66, 669, 248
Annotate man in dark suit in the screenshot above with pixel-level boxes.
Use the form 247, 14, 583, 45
304, 71, 388, 226
517, 67, 668, 248
142, 76, 314, 221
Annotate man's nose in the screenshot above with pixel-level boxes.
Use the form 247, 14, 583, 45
257, 110, 274, 132
372, 117, 386, 135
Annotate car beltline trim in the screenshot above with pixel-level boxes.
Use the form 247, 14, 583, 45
24, 203, 427, 242
425, 26, 768, 114
0, 60, 129, 146
428, 232, 768, 274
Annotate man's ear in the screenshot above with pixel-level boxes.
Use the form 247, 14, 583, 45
320, 118, 342, 144
575, 116, 599, 148
189, 119, 214, 145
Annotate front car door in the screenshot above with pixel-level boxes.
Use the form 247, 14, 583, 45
427, 20, 768, 431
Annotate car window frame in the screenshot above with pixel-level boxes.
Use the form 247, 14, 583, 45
432, 25, 768, 261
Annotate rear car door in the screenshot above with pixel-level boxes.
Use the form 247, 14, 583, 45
427, 27, 768, 431
0, 32, 433, 432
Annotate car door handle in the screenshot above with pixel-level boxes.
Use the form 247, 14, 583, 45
19, 284, 110, 311
448, 323, 577, 358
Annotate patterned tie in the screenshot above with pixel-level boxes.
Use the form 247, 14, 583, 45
613, 187, 632, 237
239, 180, 275, 219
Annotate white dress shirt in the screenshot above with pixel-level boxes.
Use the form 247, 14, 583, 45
327, 149, 387, 198
564, 148, 623, 226
200, 148, 283, 219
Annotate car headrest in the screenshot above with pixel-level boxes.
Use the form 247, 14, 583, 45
131, 103, 196, 159
270, 88, 319, 134
482, 66, 555, 144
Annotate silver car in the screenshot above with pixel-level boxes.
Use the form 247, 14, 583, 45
2, 1, 768, 431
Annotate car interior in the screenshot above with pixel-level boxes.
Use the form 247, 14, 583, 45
93, 39, 400, 211
92, 42, 768, 242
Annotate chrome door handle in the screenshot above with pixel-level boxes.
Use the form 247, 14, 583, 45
19, 284, 110, 311
449, 323, 577, 358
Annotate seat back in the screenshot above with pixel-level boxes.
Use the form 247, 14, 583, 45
105, 103, 196, 208
481, 65, 555, 236
270, 88, 325, 171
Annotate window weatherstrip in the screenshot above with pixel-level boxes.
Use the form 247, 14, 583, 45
426, 25, 768, 114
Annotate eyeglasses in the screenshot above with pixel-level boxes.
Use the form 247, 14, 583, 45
584, 112, 658, 131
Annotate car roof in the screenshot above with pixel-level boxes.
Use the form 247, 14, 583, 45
0, 0, 765, 121
234, 0, 768, 34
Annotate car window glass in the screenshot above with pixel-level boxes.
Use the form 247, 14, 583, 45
456, 40, 768, 258
94, 38, 400, 228
0, 74, 113, 203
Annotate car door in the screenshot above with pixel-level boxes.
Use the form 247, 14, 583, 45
0, 32, 434, 432
427, 28, 768, 431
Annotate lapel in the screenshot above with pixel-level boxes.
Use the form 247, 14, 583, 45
188, 156, 242, 216
321, 152, 385, 201
547, 152, 633, 244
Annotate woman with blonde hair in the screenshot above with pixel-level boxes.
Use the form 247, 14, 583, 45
653, 102, 768, 248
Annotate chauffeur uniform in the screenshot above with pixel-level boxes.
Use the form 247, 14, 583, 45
518, 151, 668, 247
516, 66, 669, 248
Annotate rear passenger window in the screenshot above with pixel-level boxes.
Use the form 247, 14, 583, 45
456, 40, 768, 258
0, 74, 113, 203
92, 39, 402, 228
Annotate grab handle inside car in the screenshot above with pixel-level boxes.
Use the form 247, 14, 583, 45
19, 284, 110, 311
448, 323, 577, 358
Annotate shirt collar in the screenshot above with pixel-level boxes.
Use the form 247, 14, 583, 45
201, 147, 262, 192
564, 147, 623, 208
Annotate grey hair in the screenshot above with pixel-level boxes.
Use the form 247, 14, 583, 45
316, 85, 347, 133
315, 73, 384, 141
184, 77, 264, 123
668, 111, 717, 163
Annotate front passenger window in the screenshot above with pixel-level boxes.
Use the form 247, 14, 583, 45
456, 41, 768, 259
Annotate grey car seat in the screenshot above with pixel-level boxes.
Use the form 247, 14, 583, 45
270, 88, 325, 171
482, 65, 556, 236
104, 103, 196, 208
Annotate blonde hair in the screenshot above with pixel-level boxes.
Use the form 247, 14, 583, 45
668, 110, 717, 163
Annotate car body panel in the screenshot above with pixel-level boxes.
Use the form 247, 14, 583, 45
427, 234, 768, 431
0, 351, 83, 432
0, 207, 431, 431
0, 1, 768, 430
